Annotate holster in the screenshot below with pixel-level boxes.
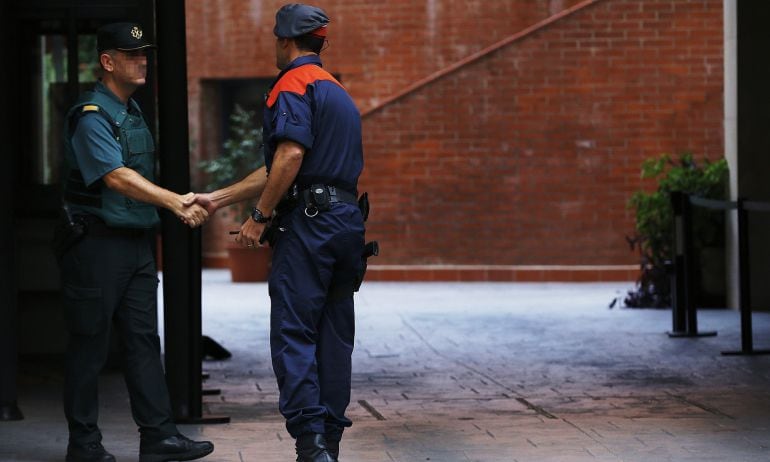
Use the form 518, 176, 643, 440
326, 192, 379, 300
353, 241, 379, 292
275, 184, 300, 215
358, 192, 370, 221
256, 186, 301, 248
258, 219, 279, 247
356, 192, 377, 291
270, 186, 380, 299
51, 205, 87, 260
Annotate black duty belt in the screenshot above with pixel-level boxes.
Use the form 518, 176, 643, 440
275, 184, 359, 217
300, 185, 358, 205
299, 185, 358, 217
79, 215, 151, 238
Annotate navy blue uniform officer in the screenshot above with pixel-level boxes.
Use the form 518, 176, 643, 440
60, 22, 213, 462
188, 4, 365, 462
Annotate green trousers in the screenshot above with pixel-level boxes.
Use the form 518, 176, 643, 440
60, 231, 177, 445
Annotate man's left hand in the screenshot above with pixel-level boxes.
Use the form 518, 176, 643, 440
235, 218, 265, 249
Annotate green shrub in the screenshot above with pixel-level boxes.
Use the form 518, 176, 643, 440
625, 153, 728, 307
198, 105, 264, 221
199, 105, 264, 190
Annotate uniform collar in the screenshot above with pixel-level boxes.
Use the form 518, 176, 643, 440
273, 55, 323, 84
287, 54, 322, 71
94, 80, 128, 107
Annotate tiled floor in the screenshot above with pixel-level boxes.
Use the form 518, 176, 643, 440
3, 270, 770, 461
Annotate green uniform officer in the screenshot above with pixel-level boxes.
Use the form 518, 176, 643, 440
59, 22, 213, 462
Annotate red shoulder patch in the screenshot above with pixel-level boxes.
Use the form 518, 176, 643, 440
266, 65, 344, 108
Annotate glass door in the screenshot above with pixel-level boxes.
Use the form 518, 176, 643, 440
30, 33, 100, 187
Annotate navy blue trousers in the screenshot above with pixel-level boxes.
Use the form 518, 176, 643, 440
268, 203, 364, 439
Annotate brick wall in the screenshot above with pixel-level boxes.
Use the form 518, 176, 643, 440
184, 0, 723, 277
360, 0, 723, 269
185, 0, 585, 263
185, 0, 585, 111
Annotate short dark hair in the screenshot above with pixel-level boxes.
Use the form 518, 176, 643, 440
294, 33, 324, 54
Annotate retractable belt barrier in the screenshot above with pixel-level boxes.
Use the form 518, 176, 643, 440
669, 192, 770, 355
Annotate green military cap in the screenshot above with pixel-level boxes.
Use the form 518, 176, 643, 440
97, 22, 156, 52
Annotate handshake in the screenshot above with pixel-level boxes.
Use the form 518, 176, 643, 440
174, 190, 268, 250
173, 192, 218, 228
164, 164, 268, 248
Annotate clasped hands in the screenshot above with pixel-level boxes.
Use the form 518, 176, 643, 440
181, 192, 266, 249
174, 192, 210, 228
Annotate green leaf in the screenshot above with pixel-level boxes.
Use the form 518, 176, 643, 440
198, 104, 265, 192
626, 153, 729, 307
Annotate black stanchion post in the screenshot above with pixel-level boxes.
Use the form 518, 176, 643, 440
668, 192, 687, 336
669, 193, 716, 338
156, 0, 229, 423
738, 197, 753, 352
682, 193, 699, 335
723, 198, 770, 355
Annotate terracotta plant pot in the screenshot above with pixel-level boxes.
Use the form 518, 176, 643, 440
227, 245, 272, 282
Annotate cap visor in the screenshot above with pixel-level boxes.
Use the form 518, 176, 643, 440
115, 44, 157, 51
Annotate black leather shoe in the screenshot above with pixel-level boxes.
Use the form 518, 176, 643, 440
139, 434, 214, 462
295, 433, 336, 462
66, 442, 116, 462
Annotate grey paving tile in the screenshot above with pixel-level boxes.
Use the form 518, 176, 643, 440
4, 273, 770, 461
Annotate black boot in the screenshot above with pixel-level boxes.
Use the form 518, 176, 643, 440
66, 441, 116, 462
325, 435, 340, 460
139, 434, 214, 462
295, 433, 336, 462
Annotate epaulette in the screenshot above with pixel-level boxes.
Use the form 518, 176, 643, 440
69, 103, 120, 141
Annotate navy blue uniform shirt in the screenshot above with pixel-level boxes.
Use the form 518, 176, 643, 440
263, 55, 363, 194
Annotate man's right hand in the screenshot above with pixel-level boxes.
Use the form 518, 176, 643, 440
175, 193, 209, 228
101, 167, 211, 228
183, 192, 219, 216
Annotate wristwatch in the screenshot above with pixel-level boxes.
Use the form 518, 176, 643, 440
251, 207, 269, 223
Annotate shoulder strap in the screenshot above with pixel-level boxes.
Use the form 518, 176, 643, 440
68, 106, 120, 141
89, 91, 130, 131
128, 98, 143, 115
68, 91, 126, 140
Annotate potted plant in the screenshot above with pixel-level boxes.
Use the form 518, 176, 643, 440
198, 105, 270, 282
625, 153, 729, 308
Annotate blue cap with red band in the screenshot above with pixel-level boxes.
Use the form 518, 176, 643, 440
274, 4, 329, 38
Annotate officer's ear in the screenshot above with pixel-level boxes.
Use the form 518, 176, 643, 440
99, 50, 116, 72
